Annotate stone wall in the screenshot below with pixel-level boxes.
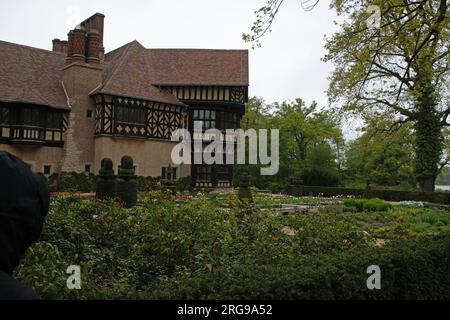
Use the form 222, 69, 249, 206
60, 63, 101, 172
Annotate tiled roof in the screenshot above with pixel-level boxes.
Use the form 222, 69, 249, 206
94, 41, 183, 105
148, 48, 249, 86
0, 39, 249, 109
0, 40, 69, 109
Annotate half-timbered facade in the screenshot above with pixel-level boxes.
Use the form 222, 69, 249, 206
0, 13, 248, 187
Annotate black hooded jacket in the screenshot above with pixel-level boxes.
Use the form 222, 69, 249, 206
0, 151, 49, 300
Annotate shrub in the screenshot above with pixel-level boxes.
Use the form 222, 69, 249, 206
176, 176, 192, 192
14, 194, 450, 300
344, 198, 393, 212
58, 172, 96, 193
116, 155, 137, 207
299, 168, 339, 187
144, 235, 450, 299
137, 176, 161, 192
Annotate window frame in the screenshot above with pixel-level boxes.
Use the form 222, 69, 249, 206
116, 105, 147, 126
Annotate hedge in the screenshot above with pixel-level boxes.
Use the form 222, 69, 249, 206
288, 185, 450, 205
42, 172, 96, 193
42, 172, 192, 193
144, 234, 450, 299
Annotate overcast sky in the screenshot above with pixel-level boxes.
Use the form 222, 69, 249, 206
0, 0, 340, 108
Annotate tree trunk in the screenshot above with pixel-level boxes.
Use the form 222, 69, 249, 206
421, 177, 436, 193
412, 55, 444, 193
413, 90, 442, 193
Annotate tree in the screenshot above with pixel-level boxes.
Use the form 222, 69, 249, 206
236, 97, 343, 191
324, 0, 449, 192
235, 97, 278, 189
273, 98, 343, 162
245, 0, 450, 192
344, 116, 416, 189
273, 99, 343, 187
242, 0, 320, 48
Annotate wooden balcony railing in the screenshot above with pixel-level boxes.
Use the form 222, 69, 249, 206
0, 125, 64, 147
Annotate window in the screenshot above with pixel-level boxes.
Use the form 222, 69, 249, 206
192, 109, 240, 131
196, 165, 212, 181
86, 110, 93, 118
85, 164, 91, 173
0, 106, 9, 125
46, 112, 62, 129
117, 106, 146, 126
216, 165, 232, 181
221, 111, 240, 130
161, 166, 177, 180
193, 109, 216, 129
43, 165, 51, 175
22, 108, 42, 127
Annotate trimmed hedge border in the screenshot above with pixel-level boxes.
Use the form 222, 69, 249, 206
146, 234, 450, 299
288, 185, 450, 205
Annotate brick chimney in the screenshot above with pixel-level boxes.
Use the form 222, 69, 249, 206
60, 13, 104, 173
79, 13, 105, 60
52, 39, 68, 54
86, 31, 101, 64
70, 28, 87, 63
66, 31, 74, 64
63, 13, 105, 65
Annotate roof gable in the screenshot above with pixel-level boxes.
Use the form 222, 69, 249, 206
96, 41, 183, 105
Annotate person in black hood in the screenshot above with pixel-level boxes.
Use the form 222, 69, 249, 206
0, 151, 49, 300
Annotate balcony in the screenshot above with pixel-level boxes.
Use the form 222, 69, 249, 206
1, 125, 64, 147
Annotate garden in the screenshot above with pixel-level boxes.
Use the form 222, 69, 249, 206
15, 189, 450, 299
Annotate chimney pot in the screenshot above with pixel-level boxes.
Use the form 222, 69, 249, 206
71, 29, 87, 63
86, 31, 101, 64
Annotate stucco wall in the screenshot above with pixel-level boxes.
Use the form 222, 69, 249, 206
0, 144, 63, 174
94, 136, 190, 178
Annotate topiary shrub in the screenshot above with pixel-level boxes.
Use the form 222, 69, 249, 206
95, 158, 116, 199
238, 171, 253, 203
116, 155, 137, 207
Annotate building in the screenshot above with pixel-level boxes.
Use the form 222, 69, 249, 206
0, 13, 249, 187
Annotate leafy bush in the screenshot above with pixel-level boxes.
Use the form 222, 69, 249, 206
299, 167, 339, 187
344, 198, 393, 212
14, 193, 450, 299
43, 172, 96, 193
176, 176, 192, 192
137, 176, 161, 192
